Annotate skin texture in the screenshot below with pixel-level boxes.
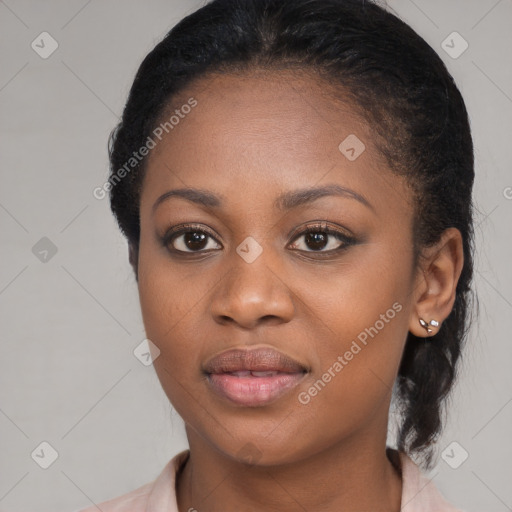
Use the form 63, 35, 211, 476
135, 69, 464, 512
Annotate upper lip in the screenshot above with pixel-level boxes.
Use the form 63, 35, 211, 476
203, 346, 308, 374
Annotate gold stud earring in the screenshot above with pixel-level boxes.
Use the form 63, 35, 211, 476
419, 318, 439, 334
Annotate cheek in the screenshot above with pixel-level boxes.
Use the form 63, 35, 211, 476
298, 240, 412, 345
136, 239, 200, 359
294, 243, 412, 411
137, 223, 208, 326
136, 250, 209, 419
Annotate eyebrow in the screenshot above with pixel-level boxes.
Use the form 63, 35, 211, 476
152, 184, 374, 214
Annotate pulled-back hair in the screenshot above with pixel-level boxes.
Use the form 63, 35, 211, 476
107, 0, 475, 470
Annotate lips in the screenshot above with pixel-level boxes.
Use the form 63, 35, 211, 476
203, 346, 307, 375
203, 346, 308, 407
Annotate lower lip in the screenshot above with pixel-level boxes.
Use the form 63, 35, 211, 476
206, 371, 306, 407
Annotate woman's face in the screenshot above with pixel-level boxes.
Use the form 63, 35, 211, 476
137, 69, 419, 465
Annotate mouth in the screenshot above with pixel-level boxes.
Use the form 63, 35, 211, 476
203, 347, 308, 407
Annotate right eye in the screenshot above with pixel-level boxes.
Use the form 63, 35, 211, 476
163, 224, 223, 253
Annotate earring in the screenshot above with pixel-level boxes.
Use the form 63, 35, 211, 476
419, 318, 439, 334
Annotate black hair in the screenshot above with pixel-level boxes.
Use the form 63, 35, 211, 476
107, 0, 475, 470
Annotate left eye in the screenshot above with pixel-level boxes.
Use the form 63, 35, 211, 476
288, 226, 353, 252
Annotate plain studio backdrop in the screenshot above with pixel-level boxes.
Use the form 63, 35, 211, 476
0, 1, 511, 511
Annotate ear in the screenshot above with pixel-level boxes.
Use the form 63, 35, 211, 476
408, 227, 464, 338
128, 242, 139, 282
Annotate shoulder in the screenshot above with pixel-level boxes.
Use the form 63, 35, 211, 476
73, 449, 190, 512
75, 481, 154, 512
397, 450, 466, 512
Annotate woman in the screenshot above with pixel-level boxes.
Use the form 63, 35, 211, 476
78, 0, 474, 510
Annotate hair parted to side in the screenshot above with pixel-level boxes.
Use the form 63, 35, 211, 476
107, 0, 475, 470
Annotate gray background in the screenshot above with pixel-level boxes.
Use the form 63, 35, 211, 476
0, 1, 511, 511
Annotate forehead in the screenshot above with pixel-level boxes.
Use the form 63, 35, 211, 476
141, 68, 413, 217
148, 68, 368, 169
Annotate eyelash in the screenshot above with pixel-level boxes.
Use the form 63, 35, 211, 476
162, 221, 357, 257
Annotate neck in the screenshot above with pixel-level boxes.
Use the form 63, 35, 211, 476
176, 428, 402, 512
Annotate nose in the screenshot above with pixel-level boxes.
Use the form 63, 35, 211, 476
209, 247, 295, 329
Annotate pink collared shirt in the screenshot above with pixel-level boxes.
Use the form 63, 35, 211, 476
74, 448, 465, 512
